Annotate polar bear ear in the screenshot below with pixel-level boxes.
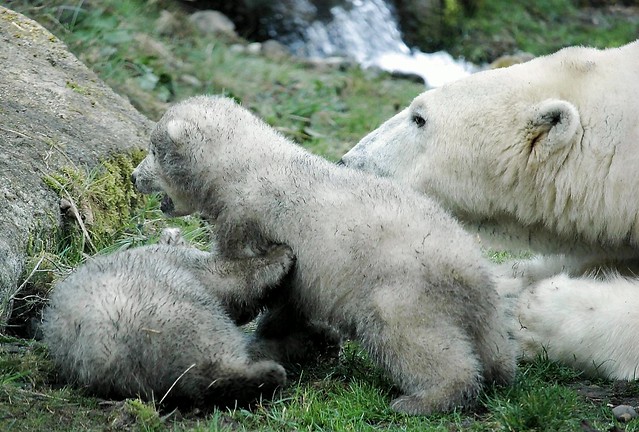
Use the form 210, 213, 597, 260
527, 99, 581, 162
165, 119, 189, 146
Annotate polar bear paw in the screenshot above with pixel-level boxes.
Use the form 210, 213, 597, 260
159, 227, 188, 246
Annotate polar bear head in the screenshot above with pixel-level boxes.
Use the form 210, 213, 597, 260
341, 41, 639, 250
133, 95, 284, 219
133, 96, 238, 217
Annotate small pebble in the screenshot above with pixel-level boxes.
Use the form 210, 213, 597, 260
612, 405, 637, 422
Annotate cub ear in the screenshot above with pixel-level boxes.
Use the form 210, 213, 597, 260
165, 119, 189, 146
527, 99, 581, 162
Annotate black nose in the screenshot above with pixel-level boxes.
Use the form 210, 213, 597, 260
336, 159, 345, 166
131, 172, 137, 184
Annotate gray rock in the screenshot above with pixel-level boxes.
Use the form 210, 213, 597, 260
0, 7, 151, 328
612, 405, 638, 422
189, 10, 237, 38
260, 40, 290, 60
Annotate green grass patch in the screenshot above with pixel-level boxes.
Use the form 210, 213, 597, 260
452, 0, 639, 63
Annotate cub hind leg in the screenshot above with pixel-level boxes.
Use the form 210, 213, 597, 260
367, 320, 483, 415
361, 290, 485, 415
153, 303, 287, 407
191, 358, 287, 407
473, 277, 518, 386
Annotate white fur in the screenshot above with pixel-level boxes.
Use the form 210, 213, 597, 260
42, 229, 293, 406
519, 274, 639, 380
341, 41, 639, 380
133, 96, 517, 415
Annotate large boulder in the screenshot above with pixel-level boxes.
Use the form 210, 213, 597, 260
0, 7, 152, 328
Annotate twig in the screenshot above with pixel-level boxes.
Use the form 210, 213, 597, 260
44, 175, 97, 253
0, 125, 76, 167
159, 363, 196, 405
10, 255, 46, 301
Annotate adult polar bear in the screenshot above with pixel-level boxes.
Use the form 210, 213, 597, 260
340, 40, 639, 381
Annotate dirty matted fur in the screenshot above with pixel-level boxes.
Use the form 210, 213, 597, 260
132, 96, 517, 415
42, 228, 293, 407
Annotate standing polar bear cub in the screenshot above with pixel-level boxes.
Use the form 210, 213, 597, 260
341, 41, 639, 380
43, 228, 293, 406
132, 95, 516, 415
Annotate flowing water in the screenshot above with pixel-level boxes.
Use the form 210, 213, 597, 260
282, 0, 476, 87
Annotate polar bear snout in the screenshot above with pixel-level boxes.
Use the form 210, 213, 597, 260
132, 155, 163, 194
337, 150, 371, 171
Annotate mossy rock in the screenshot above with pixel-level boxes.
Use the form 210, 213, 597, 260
0, 7, 152, 329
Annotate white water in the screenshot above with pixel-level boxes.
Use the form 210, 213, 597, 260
289, 0, 476, 87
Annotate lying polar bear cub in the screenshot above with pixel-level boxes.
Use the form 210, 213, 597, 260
341, 40, 639, 380
43, 228, 293, 406
132, 95, 516, 415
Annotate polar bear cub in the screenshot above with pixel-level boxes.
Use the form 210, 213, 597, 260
132, 95, 516, 415
42, 228, 293, 406
340, 41, 639, 380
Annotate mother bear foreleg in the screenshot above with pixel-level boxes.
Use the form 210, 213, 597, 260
517, 273, 639, 380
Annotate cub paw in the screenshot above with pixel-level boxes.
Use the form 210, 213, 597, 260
390, 394, 436, 416
159, 228, 187, 246
266, 244, 296, 272
250, 360, 287, 389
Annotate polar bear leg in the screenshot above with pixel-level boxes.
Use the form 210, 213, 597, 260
516, 274, 639, 380
214, 244, 295, 325
249, 301, 341, 364
364, 317, 483, 415
194, 358, 287, 406
161, 307, 287, 406
475, 313, 518, 386
495, 254, 599, 283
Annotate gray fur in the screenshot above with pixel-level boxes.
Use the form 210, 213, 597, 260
42, 228, 293, 407
132, 96, 516, 415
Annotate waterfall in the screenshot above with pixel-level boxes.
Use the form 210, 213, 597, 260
282, 0, 476, 88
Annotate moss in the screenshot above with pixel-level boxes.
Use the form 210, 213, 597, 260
120, 399, 162, 431
6, 151, 148, 337
65, 80, 90, 95
42, 149, 147, 254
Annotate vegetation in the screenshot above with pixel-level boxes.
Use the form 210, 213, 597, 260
451, 0, 639, 62
2, 0, 638, 430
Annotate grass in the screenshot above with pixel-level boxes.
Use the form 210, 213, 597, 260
2, 0, 639, 430
450, 0, 639, 63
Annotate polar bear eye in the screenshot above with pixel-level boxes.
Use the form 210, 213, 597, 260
411, 114, 426, 128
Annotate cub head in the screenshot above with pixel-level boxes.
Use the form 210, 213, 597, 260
340, 63, 584, 226
132, 95, 270, 218
132, 97, 221, 217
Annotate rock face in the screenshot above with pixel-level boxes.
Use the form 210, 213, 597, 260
0, 7, 152, 328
